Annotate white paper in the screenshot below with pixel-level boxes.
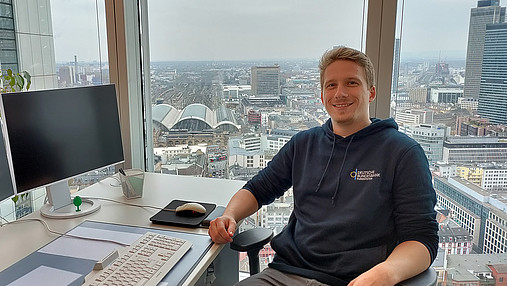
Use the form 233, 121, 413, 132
38, 226, 142, 261
7, 265, 83, 286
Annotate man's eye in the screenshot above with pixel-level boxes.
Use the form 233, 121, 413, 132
348, 81, 359, 85
326, 83, 336, 88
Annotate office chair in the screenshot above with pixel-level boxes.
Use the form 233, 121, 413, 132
230, 228, 437, 286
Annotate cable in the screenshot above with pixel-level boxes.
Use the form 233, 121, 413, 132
0, 214, 10, 225
1, 218, 128, 246
81, 196, 178, 212
108, 175, 122, 187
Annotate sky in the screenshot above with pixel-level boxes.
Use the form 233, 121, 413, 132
50, 0, 506, 63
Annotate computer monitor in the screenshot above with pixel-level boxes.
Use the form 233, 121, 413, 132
0, 124, 15, 202
0, 84, 124, 218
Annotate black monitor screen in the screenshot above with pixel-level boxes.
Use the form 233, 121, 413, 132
1, 84, 124, 194
0, 126, 15, 201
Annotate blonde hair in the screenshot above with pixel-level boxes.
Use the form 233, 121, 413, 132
319, 46, 376, 89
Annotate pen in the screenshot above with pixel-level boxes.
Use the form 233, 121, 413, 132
119, 168, 126, 176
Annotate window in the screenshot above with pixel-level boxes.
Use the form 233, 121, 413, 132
393, 0, 507, 255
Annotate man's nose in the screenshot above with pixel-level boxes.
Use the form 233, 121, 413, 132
333, 85, 347, 97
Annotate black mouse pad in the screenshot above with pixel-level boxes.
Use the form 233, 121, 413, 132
150, 199, 216, 227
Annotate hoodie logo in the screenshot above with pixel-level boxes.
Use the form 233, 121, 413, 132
350, 169, 381, 181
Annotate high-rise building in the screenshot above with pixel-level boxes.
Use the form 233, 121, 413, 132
463, 0, 505, 99
477, 22, 507, 124
434, 176, 507, 254
391, 38, 401, 96
251, 65, 280, 96
443, 136, 507, 164
11, 1, 57, 89
0, 2, 18, 72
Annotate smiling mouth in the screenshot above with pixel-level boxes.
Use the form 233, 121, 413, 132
332, 103, 353, 108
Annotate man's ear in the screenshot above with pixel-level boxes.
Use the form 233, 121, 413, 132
369, 86, 376, 102
321, 91, 324, 103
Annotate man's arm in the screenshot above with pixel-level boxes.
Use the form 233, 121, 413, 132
348, 240, 431, 286
208, 189, 259, 244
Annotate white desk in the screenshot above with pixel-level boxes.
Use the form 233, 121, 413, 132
0, 173, 245, 285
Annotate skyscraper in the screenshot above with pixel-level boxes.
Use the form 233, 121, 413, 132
0, 1, 58, 89
251, 65, 280, 96
391, 38, 401, 96
0, 1, 18, 72
477, 22, 507, 124
464, 0, 505, 99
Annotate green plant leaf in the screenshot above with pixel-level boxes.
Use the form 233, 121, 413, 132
14, 74, 24, 90
1, 69, 31, 92
9, 76, 15, 88
23, 71, 31, 90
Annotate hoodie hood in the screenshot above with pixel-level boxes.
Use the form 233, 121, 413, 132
322, 117, 399, 140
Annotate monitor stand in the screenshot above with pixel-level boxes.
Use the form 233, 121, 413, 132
40, 181, 101, 219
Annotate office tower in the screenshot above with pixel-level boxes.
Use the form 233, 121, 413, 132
391, 38, 401, 96
477, 23, 507, 124
251, 65, 280, 96
430, 88, 464, 103
10, 1, 58, 89
443, 137, 507, 164
434, 176, 507, 254
0, 2, 18, 72
463, 0, 505, 99
395, 109, 434, 125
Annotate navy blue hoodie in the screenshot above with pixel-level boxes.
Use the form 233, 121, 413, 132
243, 118, 439, 285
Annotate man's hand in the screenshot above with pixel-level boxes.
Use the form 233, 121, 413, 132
348, 241, 431, 286
207, 189, 259, 244
208, 215, 237, 244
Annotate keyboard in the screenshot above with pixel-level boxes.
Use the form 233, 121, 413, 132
83, 231, 192, 286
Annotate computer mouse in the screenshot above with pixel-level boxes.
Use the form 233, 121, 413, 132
175, 202, 206, 217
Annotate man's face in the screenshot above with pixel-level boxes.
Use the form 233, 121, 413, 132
320, 60, 376, 133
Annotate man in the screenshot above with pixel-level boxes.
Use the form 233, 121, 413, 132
208, 47, 438, 286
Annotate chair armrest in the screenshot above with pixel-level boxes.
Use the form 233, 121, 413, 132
397, 268, 437, 286
230, 228, 273, 252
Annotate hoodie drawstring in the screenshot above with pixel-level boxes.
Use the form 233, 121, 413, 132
331, 135, 355, 206
314, 136, 336, 193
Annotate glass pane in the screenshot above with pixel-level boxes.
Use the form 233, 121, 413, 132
51, 0, 109, 87
147, 0, 367, 274
392, 0, 507, 261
